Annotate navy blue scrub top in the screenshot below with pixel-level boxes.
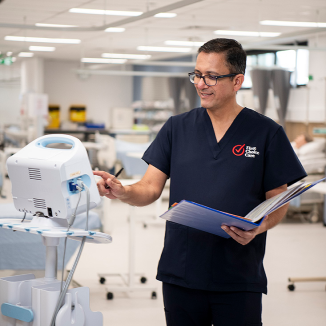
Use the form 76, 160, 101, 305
142, 107, 306, 294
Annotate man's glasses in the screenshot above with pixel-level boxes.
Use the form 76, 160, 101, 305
188, 72, 237, 86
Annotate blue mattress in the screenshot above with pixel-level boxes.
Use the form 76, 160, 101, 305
0, 203, 102, 270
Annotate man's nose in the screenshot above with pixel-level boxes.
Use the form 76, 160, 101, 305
197, 77, 208, 89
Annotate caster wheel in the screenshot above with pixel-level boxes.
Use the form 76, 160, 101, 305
143, 223, 147, 228
140, 276, 147, 284
288, 284, 295, 291
107, 292, 114, 300
151, 291, 157, 299
308, 211, 319, 223
99, 277, 106, 284
310, 215, 319, 223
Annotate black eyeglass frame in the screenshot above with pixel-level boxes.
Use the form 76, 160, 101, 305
188, 72, 237, 86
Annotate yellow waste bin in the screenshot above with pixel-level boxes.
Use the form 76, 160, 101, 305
70, 105, 86, 123
47, 105, 60, 129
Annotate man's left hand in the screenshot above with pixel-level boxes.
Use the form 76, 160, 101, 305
221, 223, 264, 245
221, 186, 289, 245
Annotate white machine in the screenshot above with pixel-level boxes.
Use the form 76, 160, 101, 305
7, 134, 100, 220
0, 134, 111, 326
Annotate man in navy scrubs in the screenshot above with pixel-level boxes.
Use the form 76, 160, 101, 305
95, 38, 306, 326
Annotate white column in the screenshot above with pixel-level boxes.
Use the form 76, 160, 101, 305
21, 57, 44, 93
20, 57, 48, 140
307, 35, 326, 122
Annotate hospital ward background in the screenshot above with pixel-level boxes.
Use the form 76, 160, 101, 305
1, 0, 326, 325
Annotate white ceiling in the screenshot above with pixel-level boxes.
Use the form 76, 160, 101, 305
0, 0, 326, 64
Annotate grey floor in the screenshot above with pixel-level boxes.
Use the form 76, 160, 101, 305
1, 178, 326, 325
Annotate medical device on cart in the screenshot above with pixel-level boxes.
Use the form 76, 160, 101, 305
0, 134, 111, 326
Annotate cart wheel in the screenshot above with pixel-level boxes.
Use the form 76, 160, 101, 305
107, 292, 114, 300
143, 223, 147, 228
99, 277, 106, 284
310, 214, 319, 223
140, 276, 147, 284
308, 211, 319, 223
151, 291, 157, 299
288, 284, 295, 291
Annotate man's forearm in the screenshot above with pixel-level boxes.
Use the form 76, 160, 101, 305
256, 203, 289, 234
119, 180, 162, 207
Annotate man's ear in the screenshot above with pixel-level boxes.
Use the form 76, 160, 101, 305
234, 74, 244, 91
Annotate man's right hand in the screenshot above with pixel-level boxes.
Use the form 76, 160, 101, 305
93, 170, 126, 200
94, 165, 167, 207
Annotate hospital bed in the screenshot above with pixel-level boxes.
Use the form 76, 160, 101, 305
288, 138, 326, 222
84, 133, 149, 177
294, 138, 326, 174
0, 203, 102, 271
287, 181, 326, 291
85, 134, 150, 177
115, 139, 150, 177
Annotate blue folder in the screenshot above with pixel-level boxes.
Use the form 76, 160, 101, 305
160, 177, 326, 238
160, 200, 263, 239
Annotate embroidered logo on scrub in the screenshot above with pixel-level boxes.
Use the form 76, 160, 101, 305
232, 144, 260, 158
232, 144, 245, 156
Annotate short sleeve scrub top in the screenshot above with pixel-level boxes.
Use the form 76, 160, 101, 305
142, 107, 307, 294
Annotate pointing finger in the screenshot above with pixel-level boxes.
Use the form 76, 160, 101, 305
93, 170, 113, 181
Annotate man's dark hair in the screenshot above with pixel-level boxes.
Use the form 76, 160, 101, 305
198, 38, 247, 75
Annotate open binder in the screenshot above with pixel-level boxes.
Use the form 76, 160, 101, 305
160, 178, 326, 238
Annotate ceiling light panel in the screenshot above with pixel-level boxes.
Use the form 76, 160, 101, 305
81, 58, 127, 64
5, 36, 81, 44
154, 13, 177, 18
18, 52, 34, 57
35, 23, 77, 28
69, 8, 142, 16
165, 40, 204, 46
137, 46, 191, 53
260, 20, 326, 27
214, 30, 281, 37
29, 46, 55, 52
102, 53, 151, 60
105, 27, 126, 32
